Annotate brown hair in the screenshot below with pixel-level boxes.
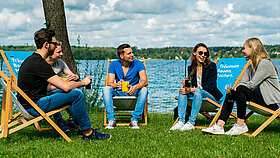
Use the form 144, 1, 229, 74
189, 43, 211, 78
34, 28, 56, 49
245, 38, 279, 75
117, 44, 131, 58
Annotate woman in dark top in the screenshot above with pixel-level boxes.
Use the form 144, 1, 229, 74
170, 43, 222, 131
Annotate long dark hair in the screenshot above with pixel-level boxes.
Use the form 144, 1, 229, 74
189, 43, 211, 78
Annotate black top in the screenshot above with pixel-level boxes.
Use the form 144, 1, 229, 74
188, 62, 223, 101
17, 53, 56, 109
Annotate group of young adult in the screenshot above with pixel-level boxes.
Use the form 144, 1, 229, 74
17, 27, 280, 142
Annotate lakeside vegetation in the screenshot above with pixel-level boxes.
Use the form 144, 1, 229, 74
1, 45, 280, 60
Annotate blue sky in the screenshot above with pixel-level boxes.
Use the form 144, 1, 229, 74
0, 0, 279, 48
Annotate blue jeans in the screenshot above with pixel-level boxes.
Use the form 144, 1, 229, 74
26, 89, 92, 131
178, 88, 221, 124
102, 86, 148, 121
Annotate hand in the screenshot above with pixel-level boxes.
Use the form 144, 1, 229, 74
66, 74, 79, 81
82, 76, 92, 86
116, 79, 123, 89
227, 86, 236, 93
127, 85, 137, 96
179, 87, 191, 95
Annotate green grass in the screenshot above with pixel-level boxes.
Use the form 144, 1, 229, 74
0, 109, 280, 157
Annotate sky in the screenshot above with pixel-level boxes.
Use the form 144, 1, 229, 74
0, 0, 279, 48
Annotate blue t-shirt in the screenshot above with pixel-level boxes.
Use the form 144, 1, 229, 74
108, 59, 145, 91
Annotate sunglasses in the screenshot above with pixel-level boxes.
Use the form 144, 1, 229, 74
48, 41, 58, 46
198, 51, 209, 56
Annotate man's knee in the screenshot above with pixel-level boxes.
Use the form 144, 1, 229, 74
139, 87, 148, 95
70, 88, 84, 99
103, 86, 113, 94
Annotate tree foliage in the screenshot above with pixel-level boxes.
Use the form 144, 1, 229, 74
1, 45, 280, 60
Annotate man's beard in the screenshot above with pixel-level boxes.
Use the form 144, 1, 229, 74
48, 47, 55, 56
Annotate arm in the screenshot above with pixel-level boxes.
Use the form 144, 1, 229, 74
64, 69, 80, 81
47, 83, 58, 92
127, 70, 148, 96
107, 73, 122, 89
47, 75, 91, 92
246, 60, 275, 89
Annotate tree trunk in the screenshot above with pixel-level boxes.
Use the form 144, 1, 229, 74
42, 0, 77, 74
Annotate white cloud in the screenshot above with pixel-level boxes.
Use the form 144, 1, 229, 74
0, 8, 31, 30
0, 0, 279, 47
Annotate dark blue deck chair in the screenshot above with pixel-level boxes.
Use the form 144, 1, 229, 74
172, 58, 250, 129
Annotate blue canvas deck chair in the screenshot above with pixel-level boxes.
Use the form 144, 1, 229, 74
0, 50, 72, 142
172, 57, 250, 129
103, 59, 148, 126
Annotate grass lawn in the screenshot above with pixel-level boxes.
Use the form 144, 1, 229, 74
0, 108, 279, 157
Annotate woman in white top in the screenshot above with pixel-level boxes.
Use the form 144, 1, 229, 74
170, 43, 222, 131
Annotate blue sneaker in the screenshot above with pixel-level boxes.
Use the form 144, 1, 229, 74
82, 129, 111, 140
57, 119, 70, 132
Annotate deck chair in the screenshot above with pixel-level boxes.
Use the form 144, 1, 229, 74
0, 50, 44, 130
103, 59, 148, 126
172, 58, 250, 129
0, 50, 72, 141
0, 69, 72, 142
242, 99, 280, 137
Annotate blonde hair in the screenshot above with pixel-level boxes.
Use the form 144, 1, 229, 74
245, 38, 279, 75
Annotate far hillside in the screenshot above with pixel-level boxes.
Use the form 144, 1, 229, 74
1, 45, 280, 60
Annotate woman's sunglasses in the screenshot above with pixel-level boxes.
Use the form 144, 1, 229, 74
198, 51, 209, 56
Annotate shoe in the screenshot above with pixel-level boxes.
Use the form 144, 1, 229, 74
67, 118, 78, 130
225, 123, 249, 135
77, 130, 83, 137
180, 122, 195, 131
105, 120, 116, 129
129, 121, 140, 129
201, 124, 225, 134
57, 119, 70, 132
170, 121, 184, 131
82, 129, 111, 140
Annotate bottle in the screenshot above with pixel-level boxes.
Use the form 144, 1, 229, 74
185, 77, 192, 88
85, 76, 92, 89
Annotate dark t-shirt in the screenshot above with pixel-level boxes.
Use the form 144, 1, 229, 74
17, 53, 56, 109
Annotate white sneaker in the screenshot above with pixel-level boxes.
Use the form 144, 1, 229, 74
105, 120, 116, 129
225, 123, 249, 135
129, 121, 140, 129
201, 124, 225, 134
180, 122, 195, 131
170, 121, 184, 131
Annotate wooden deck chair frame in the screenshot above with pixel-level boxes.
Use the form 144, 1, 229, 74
103, 59, 148, 126
242, 102, 280, 137
0, 70, 72, 142
172, 58, 251, 129
0, 50, 51, 131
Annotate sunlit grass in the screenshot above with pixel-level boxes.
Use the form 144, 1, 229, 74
0, 109, 279, 157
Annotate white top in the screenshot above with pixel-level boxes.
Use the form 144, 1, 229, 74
197, 73, 202, 89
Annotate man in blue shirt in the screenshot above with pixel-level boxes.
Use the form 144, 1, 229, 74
103, 44, 148, 129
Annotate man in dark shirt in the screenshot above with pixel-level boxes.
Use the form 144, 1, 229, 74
17, 28, 111, 140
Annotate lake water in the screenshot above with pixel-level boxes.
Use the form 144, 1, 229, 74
77, 59, 280, 114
